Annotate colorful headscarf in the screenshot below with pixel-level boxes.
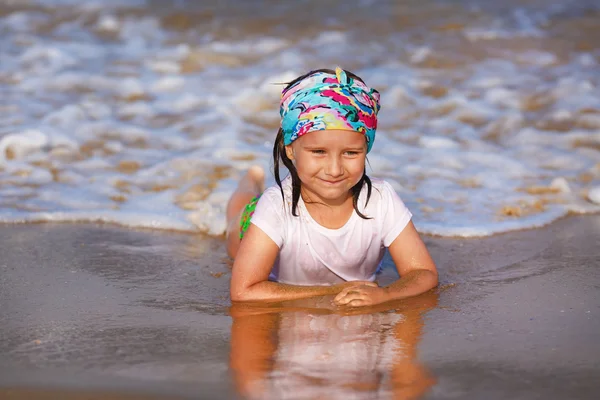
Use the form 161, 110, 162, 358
279, 67, 381, 153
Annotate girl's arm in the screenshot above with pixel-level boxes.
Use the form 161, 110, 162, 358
383, 220, 438, 300
334, 221, 438, 307
230, 224, 376, 303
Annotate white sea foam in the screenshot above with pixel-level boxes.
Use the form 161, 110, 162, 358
0, 129, 48, 163
0, 0, 598, 238
150, 76, 185, 93
589, 187, 600, 205
96, 15, 120, 33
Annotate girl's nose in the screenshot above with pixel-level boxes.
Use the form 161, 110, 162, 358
325, 156, 344, 177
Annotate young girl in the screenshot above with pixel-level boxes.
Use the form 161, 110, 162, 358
227, 67, 438, 307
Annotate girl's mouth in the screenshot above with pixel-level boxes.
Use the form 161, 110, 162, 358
321, 178, 345, 185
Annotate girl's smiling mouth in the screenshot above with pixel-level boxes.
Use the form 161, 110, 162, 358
321, 178, 345, 185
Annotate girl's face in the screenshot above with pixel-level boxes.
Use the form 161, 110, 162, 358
285, 129, 367, 206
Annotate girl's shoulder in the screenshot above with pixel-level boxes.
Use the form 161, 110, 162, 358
261, 184, 285, 204
361, 177, 407, 213
259, 176, 292, 207
254, 178, 294, 225
368, 176, 389, 188
364, 177, 399, 199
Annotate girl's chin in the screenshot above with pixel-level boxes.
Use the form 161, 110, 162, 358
305, 186, 352, 202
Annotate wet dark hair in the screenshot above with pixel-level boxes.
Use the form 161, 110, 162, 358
273, 68, 373, 219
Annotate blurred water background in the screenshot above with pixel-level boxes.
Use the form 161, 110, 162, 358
1, 0, 599, 237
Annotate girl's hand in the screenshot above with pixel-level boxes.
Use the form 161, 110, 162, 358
333, 284, 389, 307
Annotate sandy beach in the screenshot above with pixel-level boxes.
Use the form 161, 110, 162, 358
0, 215, 598, 399
1, 0, 599, 398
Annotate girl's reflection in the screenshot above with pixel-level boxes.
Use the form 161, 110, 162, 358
230, 292, 438, 399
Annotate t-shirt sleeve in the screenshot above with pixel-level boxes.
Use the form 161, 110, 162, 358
250, 189, 285, 248
381, 181, 413, 247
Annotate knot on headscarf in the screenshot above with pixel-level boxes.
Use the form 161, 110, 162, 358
279, 67, 381, 153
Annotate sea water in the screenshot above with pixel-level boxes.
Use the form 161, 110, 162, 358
0, 0, 599, 237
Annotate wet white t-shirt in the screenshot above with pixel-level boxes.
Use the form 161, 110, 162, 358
251, 176, 412, 285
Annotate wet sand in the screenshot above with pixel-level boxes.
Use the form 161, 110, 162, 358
0, 216, 599, 399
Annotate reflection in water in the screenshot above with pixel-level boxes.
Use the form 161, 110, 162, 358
230, 293, 438, 399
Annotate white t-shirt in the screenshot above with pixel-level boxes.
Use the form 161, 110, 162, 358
250, 176, 412, 285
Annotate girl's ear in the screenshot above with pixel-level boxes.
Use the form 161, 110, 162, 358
285, 145, 295, 160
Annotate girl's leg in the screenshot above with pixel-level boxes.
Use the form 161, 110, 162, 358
226, 166, 265, 259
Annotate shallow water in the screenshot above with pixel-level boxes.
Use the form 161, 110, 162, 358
0, 0, 599, 236
1, 217, 599, 399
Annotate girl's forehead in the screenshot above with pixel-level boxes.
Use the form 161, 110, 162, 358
296, 129, 367, 147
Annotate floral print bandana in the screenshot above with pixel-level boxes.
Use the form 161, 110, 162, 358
279, 67, 381, 153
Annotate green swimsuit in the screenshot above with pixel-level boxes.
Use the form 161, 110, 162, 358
239, 195, 261, 239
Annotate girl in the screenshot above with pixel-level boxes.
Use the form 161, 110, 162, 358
227, 67, 438, 307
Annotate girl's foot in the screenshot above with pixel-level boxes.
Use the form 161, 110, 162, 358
243, 165, 265, 195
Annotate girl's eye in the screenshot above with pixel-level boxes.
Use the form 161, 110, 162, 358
311, 150, 326, 154
345, 151, 359, 156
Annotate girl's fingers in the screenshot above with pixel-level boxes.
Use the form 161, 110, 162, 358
334, 290, 367, 305
334, 287, 352, 302
335, 285, 362, 301
334, 282, 376, 303
334, 292, 350, 304
348, 299, 365, 307
337, 289, 362, 301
